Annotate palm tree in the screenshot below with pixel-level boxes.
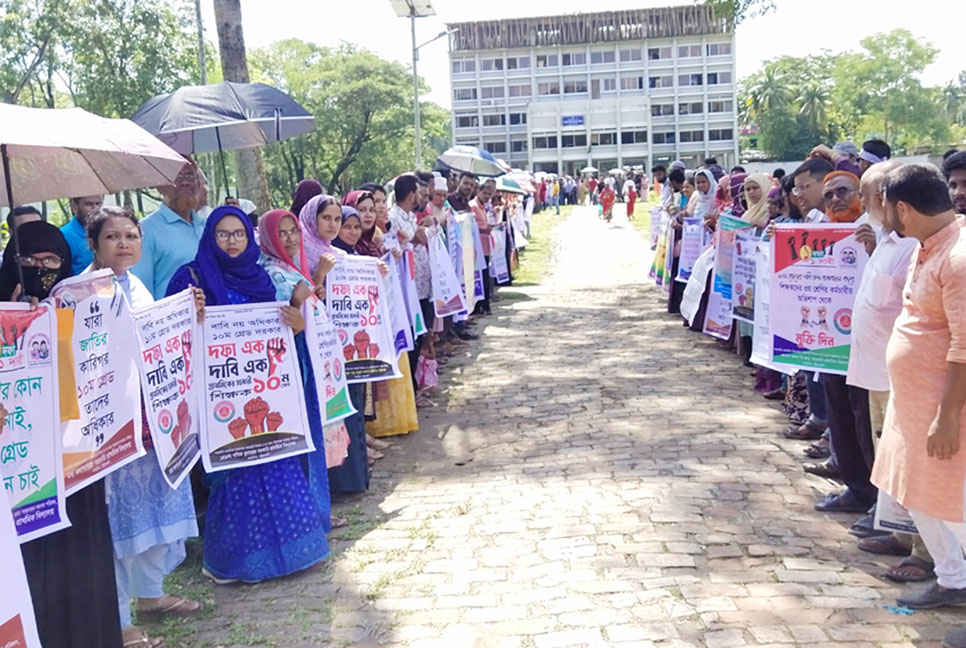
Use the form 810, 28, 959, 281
747, 66, 790, 120
798, 85, 830, 133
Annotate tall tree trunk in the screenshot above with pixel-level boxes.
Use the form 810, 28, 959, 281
212, 0, 272, 213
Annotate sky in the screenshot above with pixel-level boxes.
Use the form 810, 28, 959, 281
199, 0, 963, 109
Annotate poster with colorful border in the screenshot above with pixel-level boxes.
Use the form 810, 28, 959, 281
703, 216, 752, 340
750, 241, 792, 374
302, 299, 356, 426
380, 252, 414, 356
662, 219, 675, 298
676, 217, 711, 283
0, 304, 68, 543
0, 505, 42, 648
731, 228, 758, 323
429, 229, 466, 318
201, 302, 315, 472
769, 223, 867, 374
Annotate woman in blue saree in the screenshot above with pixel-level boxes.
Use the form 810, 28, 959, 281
167, 205, 329, 583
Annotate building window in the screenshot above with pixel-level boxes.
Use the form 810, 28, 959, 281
652, 132, 676, 144
620, 48, 642, 62
508, 83, 531, 98
456, 114, 479, 128
709, 128, 734, 141
591, 132, 617, 146
591, 50, 616, 64
620, 130, 648, 144
561, 134, 587, 148
707, 42, 732, 56
537, 82, 560, 96
678, 44, 702, 58
708, 100, 730, 113
482, 114, 506, 127
621, 75, 644, 90
678, 73, 703, 87
561, 52, 586, 66
564, 79, 588, 94
602, 78, 617, 92
532, 135, 558, 149
651, 104, 674, 117
679, 130, 704, 143
506, 56, 530, 70
678, 102, 704, 115
480, 86, 505, 99
707, 71, 733, 85
509, 112, 527, 125
451, 59, 476, 74
536, 54, 559, 68
511, 139, 528, 153
485, 141, 507, 153
648, 75, 673, 89
647, 46, 672, 60
480, 58, 504, 71
454, 88, 477, 101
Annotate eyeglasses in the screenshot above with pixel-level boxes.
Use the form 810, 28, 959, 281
176, 171, 198, 182
17, 254, 63, 269
791, 179, 818, 196
277, 227, 300, 240
214, 229, 248, 243
822, 186, 857, 203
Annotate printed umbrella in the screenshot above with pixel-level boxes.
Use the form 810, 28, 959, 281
436, 145, 506, 178
0, 103, 186, 294
131, 81, 315, 193
496, 176, 527, 195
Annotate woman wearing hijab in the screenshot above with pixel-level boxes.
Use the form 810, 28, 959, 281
298, 194, 343, 275
290, 179, 324, 216
166, 206, 329, 584
729, 172, 748, 218
3, 223, 124, 648
715, 174, 732, 214
343, 190, 383, 257
82, 207, 203, 648
734, 173, 772, 364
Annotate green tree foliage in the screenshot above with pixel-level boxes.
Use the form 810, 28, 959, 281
250, 39, 450, 203
741, 29, 955, 159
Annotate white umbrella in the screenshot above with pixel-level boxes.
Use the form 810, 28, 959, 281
436, 145, 506, 178
580, 166, 598, 174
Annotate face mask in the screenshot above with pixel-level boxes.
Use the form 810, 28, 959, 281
21, 265, 61, 299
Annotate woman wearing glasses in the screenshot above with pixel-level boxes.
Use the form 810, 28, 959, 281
166, 206, 330, 584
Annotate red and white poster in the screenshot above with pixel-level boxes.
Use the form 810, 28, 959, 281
0, 506, 41, 648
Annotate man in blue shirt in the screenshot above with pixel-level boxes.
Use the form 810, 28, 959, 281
60, 195, 103, 274
131, 160, 207, 298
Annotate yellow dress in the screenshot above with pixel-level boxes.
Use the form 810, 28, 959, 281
366, 355, 419, 437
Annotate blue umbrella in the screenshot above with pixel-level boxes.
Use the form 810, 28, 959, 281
436, 145, 506, 178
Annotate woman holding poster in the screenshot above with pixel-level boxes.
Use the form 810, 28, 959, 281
257, 207, 338, 530
167, 206, 330, 583
1, 222, 124, 648
86, 207, 203, 646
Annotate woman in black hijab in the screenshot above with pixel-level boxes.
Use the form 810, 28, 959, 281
3, 222, 127, 647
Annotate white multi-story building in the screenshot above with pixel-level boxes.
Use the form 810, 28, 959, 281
446, 6, 738, 175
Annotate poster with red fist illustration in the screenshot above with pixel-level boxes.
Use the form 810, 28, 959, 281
325, 254, 402, 384
132, 289, 202, 489
200, 303, 314, 472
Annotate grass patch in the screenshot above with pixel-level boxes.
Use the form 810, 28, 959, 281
510, 205, 573, 286
626, 196, 662, 239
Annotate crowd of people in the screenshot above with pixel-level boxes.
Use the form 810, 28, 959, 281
647, 142, 966, 648
534, 171, 648, 222
0, 160, 532, 648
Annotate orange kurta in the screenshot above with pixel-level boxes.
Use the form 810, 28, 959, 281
872, 217, 966, 521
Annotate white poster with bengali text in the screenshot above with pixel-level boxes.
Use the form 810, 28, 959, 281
50, 270, 143, 496
750, 241, 791, 374
302, 299, 356, 426
489, 225, 510, 284
381, 253, 414, 356
0, 304, 68, 543
132, 289, 202, 489
0, 506, 42, 648
429, 230, 466, 317
201, 303, 314, 472
397, 247, 427, 338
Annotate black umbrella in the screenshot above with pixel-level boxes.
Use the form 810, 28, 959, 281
131, 81, 315, 195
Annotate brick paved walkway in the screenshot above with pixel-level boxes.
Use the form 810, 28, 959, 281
159, 207, 957, 647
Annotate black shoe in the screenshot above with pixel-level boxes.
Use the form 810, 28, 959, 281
455, 330, 478, 341
897, 583, 966, 610
815, 490, 873, 513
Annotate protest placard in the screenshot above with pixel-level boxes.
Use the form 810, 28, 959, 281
703, 215, 752, 340
131, 289, 201, 489
429, 230, 465, 317
381, 253, 414, 356
769, 223, 867, 374
676, 217, 710, 283
662, 220, 675, 298
325, 254, 401, 383
649, 207, 662, 250
50, 270, 143, 495
731, 228, 758, 323
489, 225, 510, 284
0, 304, 68, 543
201, 302, 314, 472
874, 490, 917, 534
750, 241, 791, 374
395, 247, 427, 338
651, 212, 670, 285
0, 506, 41, 648
302, 300, 356, 426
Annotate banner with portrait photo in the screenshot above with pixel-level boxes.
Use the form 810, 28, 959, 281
0, 304, 68, 543
302, 299, 356, 426
0, 506, 42, 648
731, 228, 759, 323
325, 254, 401, 383
201, 302, 314, 472
703, 216, 753, 340
132, 289, 202, 489
676, 217, 711, 283
769, 223, 868, 374
49, 270, 143, 495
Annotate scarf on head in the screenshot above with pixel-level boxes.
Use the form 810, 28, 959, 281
290, 179, 323, 216
344, 191, 381, 257
0, 221, 73, 301
190, 206, 277, 306
729, 173, 748, 217
258, 208, 312, 283
333, 206, 361, 254
299, 194, 337, 274
687, 170, 718, 221
716, 175, 731, 212
741, 172, 772, 228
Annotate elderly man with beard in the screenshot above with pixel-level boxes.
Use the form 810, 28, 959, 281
814, 170, 880, 514
131, 159, 206, 298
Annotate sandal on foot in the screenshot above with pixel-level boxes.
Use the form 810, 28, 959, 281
123, 627, 165, 648
884, 556, 936, 583
201, 567, 239, 585
858, 534, 911, 556
366, 436, 390, 450
330, 515, 348, 529
803, 462, 840, 480
783, 420, 826, 440
369, 450, 384, 460
804, 442, 831, 459
416, 395, 436, 408
136, 594, 202, 617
